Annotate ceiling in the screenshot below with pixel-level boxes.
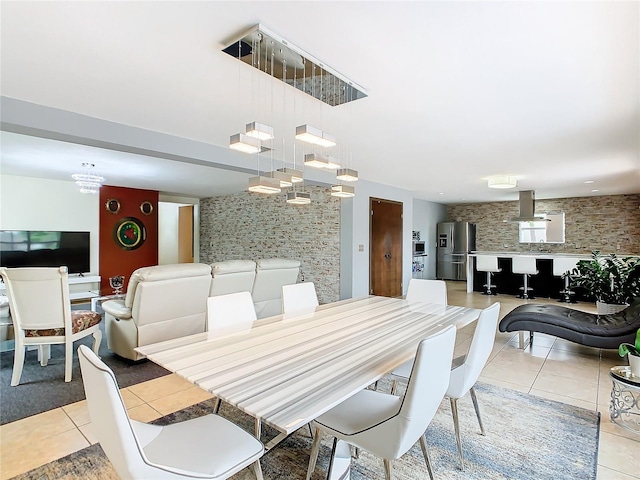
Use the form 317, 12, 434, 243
1, 1, 638, 203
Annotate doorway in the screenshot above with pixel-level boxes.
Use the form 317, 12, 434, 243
370, 197, 403, 297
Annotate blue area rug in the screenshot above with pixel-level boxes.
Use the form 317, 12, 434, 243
10, 382, 599, 480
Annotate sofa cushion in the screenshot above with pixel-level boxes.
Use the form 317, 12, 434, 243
102, 299, 132, 319
125, 264, 212, 307
212, 260, 256, 275
256, 258, 300, 271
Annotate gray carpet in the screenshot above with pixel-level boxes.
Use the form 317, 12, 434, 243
0, 305, 170, 425
10, 382, 600, 480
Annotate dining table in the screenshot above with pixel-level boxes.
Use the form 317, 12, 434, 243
136, 295, 482, 478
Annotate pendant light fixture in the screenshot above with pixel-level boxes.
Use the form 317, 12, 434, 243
229, 133, 261, 154
331, 185, 355, 198
71, 163, 104, 194
336, 168, 359, 182
286, 191, 311, 204
295, 125, 336, 148
304, 153, 340, 170
248, 175, 281, 194
245, 122, 274, 141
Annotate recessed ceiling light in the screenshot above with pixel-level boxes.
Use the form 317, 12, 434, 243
438, 192, 445, 195
584, 180, 594, 184
591, 189, 599, 192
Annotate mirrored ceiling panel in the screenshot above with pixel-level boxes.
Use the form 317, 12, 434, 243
222, 24, 367, 107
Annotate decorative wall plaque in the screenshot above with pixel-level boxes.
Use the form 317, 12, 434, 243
105, 198, 121, 214
113, 217, 146, 251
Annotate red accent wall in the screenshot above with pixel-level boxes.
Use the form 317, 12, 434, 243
99, 185, 158, 294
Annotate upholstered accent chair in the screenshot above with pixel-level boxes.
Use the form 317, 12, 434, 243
78, 345, 264, 479
210, 260, 256, 297
102, 263, 212, 361
0, 266, 102, 386
252, 259, 300, 319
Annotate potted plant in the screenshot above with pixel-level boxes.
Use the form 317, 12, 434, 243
571, 251, 640, 314
619, 328, 640, 378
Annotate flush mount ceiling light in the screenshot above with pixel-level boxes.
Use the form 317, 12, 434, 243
488, 175, 517, 189
248, 176, 282, 194
331, 185, 355, 198
222, 24, 367, 107
304, 153, 340, 170
71, 163, 104, 194
336, 168, 359, 182
286, 191, 311, 205
245, 122, 274, 141
295, 125, 336, 148
277, 167, 303, 183
229, 133, 261, 154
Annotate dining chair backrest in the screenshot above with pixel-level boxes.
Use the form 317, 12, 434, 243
393, 325, 456, 458
282, 282, 319, 315
447, 302, 501, 398
405, 279, 447, 305
207, 291, 257, 334
78, 344, 163, 479
0, 266, 70, 331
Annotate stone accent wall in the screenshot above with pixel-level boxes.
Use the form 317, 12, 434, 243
447, 194, 640, 255
200, 186, 340, 304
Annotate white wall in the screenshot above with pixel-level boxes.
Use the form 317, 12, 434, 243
0, 175, 100, 274
412, 199, 448, 279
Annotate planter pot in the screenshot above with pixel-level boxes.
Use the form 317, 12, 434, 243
628, 353, 640, 378
596, 301, 627, 315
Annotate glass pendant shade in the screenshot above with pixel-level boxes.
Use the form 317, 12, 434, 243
304, 153, 340, 170
286, 191, 311, 204
245, 122, 274, 140
331, 185, 355, 198
336, 168, 359, 182
277, 167, 303, 183
71, 163, 104, 194
230, 133, 261, 154
488, 175, 517, 189
265, 170, 293, 188
248, 176, 282, 194
295, 125, 336, 148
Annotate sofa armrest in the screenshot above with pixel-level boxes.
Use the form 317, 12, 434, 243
102, 299, 132, 320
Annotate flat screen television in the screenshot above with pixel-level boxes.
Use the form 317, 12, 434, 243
0, 230, 90, 274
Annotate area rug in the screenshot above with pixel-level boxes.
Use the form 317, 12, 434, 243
1, 309, 170, 425
10, 382, 600, 480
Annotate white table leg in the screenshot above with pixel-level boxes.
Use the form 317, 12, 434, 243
328, 439, 352, 480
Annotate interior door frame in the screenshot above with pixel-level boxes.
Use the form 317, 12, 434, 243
369, 197, 404, 297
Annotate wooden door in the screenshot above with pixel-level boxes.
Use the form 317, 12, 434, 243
178, 205, 194, 263
370, 198, 403, 297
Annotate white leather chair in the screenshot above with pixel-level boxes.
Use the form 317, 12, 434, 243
306, 326, 456, 480
0, 266, 102, 386
252, 259, 300, 319
389, 278, 448, 394
446, 302, 501, 470
103, 263, 212, 360
282, 282, 319, 315
553, 257, 580, 303
512, 256, 538, 299
207, 291, 256, 335
78, 345, 264, 480
405, 278, 448, 305
210, 260, 256, 297
475, 255, 501, 295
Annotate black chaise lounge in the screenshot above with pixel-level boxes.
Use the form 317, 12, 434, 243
499, 298, 640, 349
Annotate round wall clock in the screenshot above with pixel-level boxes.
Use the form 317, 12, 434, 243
105, 198, 121, 214
113, 217, 146, 251
140, 201, 154, 215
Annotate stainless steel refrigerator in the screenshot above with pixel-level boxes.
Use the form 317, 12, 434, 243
436, 222, 476, 281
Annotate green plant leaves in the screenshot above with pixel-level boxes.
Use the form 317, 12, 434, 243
572, 251, 640, 305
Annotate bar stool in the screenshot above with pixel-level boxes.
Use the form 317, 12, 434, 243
512, 256, 538, 299
553, 257, 579, 303
476, 255, 501, 295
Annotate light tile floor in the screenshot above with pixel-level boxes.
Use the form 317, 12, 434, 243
1, 283, 639, 479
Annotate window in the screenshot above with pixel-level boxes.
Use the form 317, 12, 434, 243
518, 212, 565, 244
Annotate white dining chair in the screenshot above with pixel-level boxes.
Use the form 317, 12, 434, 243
388, 278, 448, 394
405, 278, 448, 305
0, 266, 102, 386
207, 291, 257, 335
306, 326, 456, 480
282, 282, 319, 315
78, 345, 264, 479
446, 301, 501, 470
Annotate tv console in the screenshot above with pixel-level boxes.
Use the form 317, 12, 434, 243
0, 274, 101, 301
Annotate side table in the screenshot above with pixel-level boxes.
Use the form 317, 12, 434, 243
91, 293, 125, 313
609, 366, 640, 435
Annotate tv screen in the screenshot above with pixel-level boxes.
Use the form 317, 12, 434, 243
0, 230, 90, 274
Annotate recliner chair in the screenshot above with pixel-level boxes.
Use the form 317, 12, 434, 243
103, 263, 212, 360
252, 259, 300, 319
210, 260, 256, 297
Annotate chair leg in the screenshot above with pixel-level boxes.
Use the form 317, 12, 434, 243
450, 397, 465, 470
383, 459, 393, 480
65, 341, 73, 382
419, 435, 435, 480
469, 386, 485, 435
306, 427, 322, 480
252, 460, 264, 480
38, 345, 50, 366
308, 423, 314, 438
11, 345, 25, 386
213, 398, 221, 414
92, 329, 102, 356
390, 379, 398, 395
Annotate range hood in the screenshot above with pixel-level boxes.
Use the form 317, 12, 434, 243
510, 190, 549, 222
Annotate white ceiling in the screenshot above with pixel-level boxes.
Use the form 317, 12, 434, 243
1, 1, 638, 203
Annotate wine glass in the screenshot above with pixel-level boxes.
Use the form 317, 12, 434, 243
109, 275, 124, 296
